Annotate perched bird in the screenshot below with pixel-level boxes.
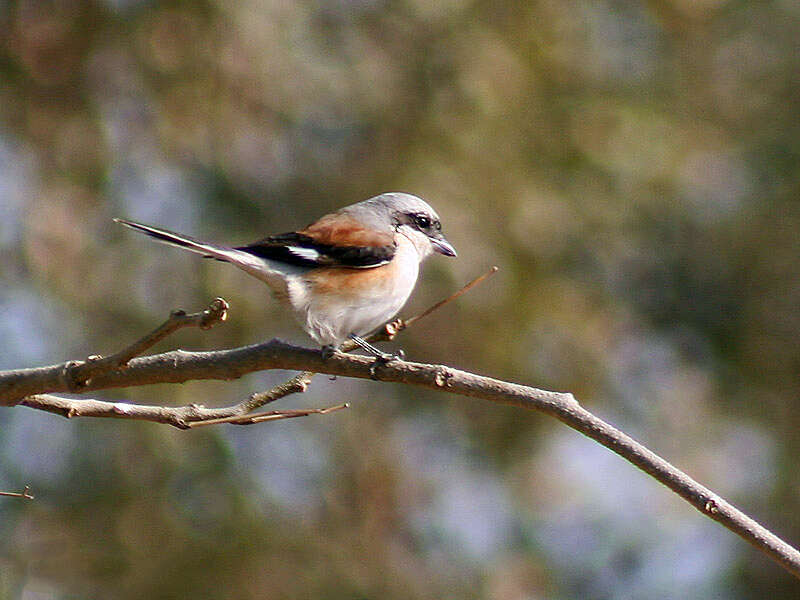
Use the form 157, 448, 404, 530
115, 192, 456, 357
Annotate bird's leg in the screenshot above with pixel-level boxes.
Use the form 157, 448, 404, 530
346, 334, 405, 380
347, 334, 405, 361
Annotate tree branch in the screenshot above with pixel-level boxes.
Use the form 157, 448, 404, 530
1, 267, 799, 579
4, 340, 800, 577
60, 297, 230, 391
0, 486, 34, 500
16, 369, 319, 429
186, 402, 349, 428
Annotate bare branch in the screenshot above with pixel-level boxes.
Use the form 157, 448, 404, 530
62, 297, 229, 390
238, 371, 315, 412
5, 344, 800, 577
15, 370, 319, 429
20, 393, 228, 429
187, 402, 349, 428
18, 380, 334, 429
402, 265, 498, 328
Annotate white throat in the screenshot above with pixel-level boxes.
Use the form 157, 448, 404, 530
397, 225, 434, 261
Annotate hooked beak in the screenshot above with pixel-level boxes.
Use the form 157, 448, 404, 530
430, 234, 457, 257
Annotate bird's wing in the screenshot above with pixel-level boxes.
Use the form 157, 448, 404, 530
237, 214, 396, 269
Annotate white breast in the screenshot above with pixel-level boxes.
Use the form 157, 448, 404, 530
285, 235, 421, 346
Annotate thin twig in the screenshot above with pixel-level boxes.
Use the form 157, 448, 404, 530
237, 371, 315, 413
0, 486, 34, 500
343, 265, 499, 348
65, 298, 229, 389
187, 403, 349, 428
402, 265, 498, 328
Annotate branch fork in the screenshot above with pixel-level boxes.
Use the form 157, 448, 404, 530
63, 298, 230, 391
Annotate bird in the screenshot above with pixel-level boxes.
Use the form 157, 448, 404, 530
115, 192, 456, 358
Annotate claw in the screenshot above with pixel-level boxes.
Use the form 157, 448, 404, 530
368, 349, 404, 379
369, 358, 384, 380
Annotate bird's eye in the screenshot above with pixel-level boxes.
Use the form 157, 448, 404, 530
414, 214, 431, 229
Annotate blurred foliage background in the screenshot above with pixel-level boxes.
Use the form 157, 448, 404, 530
1, 0, 799, 598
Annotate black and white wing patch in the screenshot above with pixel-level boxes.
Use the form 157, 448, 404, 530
236, 232, 396, 269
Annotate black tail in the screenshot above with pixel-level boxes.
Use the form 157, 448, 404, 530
115, 218, 288, 286
114, 218, 225, 257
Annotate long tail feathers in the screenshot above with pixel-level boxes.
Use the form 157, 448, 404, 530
114, 218, 239, 262
114, 218, 297, 291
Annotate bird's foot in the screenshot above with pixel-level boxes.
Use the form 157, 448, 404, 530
344, 335, 405, 378
368, 348, 405, 379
